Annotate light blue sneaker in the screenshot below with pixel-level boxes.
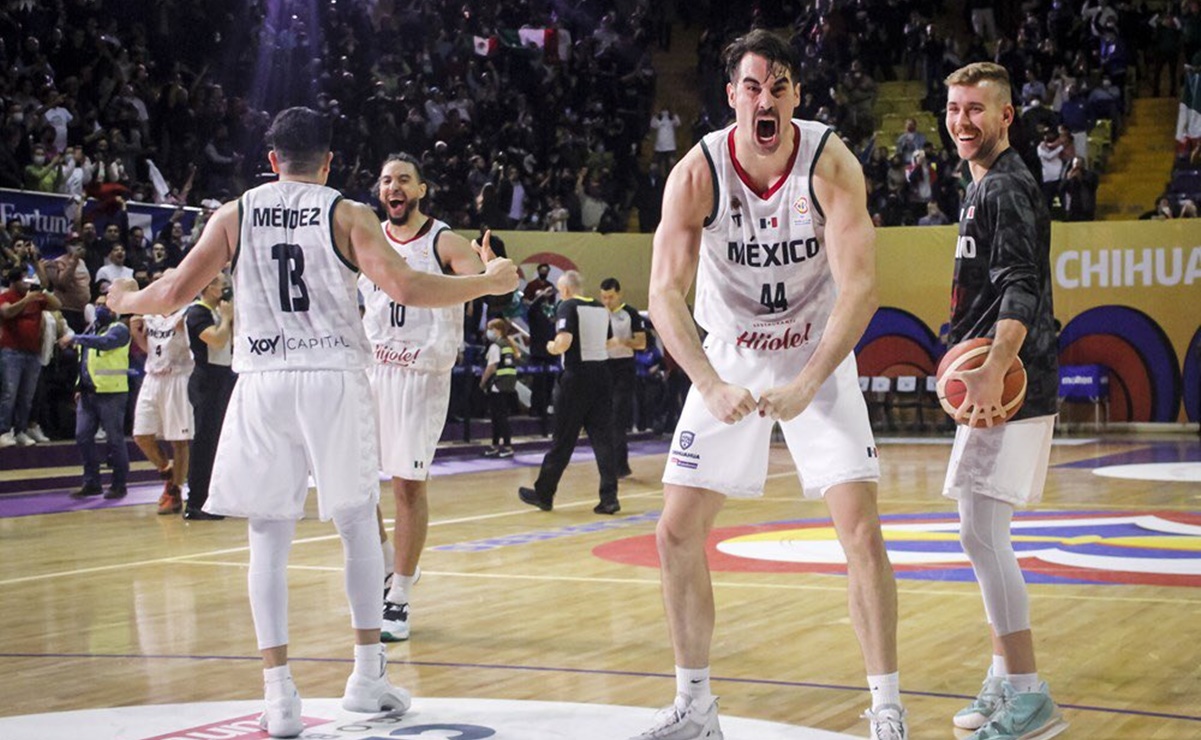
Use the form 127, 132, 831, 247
966, 681, 1068, 740
954, 667, 1006, 729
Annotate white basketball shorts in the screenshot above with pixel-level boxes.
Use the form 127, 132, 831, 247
206, 370, 380, 521
662, 339, 879, 498
942, 414, 1056, 506
132, 372, 194, 441
367, 363, 452, 481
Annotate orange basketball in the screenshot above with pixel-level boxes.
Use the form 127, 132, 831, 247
936, 337, 1027, 427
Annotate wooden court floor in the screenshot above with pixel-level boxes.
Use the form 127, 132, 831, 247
0, 435, 1198, 738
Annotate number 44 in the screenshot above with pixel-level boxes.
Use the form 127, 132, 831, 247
760, 282, 787, 313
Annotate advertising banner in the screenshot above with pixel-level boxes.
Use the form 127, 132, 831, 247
0, 188, 200, 256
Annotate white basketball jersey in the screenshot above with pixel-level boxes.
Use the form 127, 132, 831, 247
142, 309, 194, 375
694, 120, 836, 351
358, 217, 464, 373
232, 181, 370, 373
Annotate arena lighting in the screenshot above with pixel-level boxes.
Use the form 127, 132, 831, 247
248, 0, 323, 111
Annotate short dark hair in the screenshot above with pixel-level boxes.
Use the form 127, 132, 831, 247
600, 277, 621, 292
4, 266, 25, 285
723, 29, 799, 84
380, 151, 424, 182
266, 107, 332, 173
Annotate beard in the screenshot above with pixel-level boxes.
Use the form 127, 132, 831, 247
386, 199, 419, 226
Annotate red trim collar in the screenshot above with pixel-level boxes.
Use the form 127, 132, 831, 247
384, 216, 433, 245
727, 122, 800, 200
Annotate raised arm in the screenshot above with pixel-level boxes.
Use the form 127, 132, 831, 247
336, 200, 515, 307
433, 229, 486, 277
106, 202, 237, 316
649, 145, 756, 425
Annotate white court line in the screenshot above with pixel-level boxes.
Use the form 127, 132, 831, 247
173, 559, 1201, 606
5, 468, 1192, 586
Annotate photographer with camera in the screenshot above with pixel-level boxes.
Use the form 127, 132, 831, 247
1, 265, 61, 447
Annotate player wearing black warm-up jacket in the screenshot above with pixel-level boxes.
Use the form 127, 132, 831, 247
940, 61, 1068, 739
949, 146, 1058, 420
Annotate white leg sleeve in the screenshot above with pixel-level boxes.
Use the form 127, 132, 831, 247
248, 518, 297, 650
958, 494, 1031, 636
334, 502, 384, 631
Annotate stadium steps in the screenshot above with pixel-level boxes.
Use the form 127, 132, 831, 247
872, 80, 932, 153
1095, 97, 1180, 220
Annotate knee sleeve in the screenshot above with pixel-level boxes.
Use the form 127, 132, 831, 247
334, 503, 384, 631
248, 518, 297, 650
958, 495, 1031, 636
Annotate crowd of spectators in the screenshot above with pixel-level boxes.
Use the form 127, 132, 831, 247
1, 0, 663, 242
6, 0, 1200, 245
685, 0, 1201, 226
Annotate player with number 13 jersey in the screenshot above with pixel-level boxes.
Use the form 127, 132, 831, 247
233, 180, 370, 373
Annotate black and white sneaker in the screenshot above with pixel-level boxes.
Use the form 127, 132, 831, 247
381, 600, 410, 642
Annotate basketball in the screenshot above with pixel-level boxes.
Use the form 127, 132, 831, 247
936, 337, 1027, 426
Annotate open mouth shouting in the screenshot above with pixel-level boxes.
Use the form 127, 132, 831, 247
755, 114, 779, 148
385, 195, 409, 221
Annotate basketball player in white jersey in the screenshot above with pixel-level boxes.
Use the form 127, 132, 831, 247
107, 107, 518, 738
361, 152, 484, 642
636, 31, 906, 740
129, 286, 193, 516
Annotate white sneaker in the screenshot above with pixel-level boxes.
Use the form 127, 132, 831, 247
630, 696, 723, 740
258, 678, 303, 738
0, 432, 15, 448
14, 431, 36, 446
863, 703, 908, 740
25, 425, 49, 443
95, 428, 107, 441
342, 669, 412, 714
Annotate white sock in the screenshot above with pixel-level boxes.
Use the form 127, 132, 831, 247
1009, 672, 1040, 694
354, 642, 385, 679
263, 665, 293, 698
387, 572, 415, 605
675, 666, 713, 706
991, 654, 1008, 678
382, 539, 395, 581
867, 672, 901, 710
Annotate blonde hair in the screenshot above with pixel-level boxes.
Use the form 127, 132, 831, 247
944, 62, 1013, 105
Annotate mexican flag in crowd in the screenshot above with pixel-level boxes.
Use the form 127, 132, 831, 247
472, 28, 572, 61
1177, 70, 1201, 153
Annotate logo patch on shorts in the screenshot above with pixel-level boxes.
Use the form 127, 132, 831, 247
678, 431, 695, 450
671, 456, 699, 470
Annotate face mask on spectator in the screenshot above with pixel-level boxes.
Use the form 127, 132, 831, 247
33, 155, 46, 166
486, 329, 500, 342
11, 113, 23, 124
94, 305, 114, 326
